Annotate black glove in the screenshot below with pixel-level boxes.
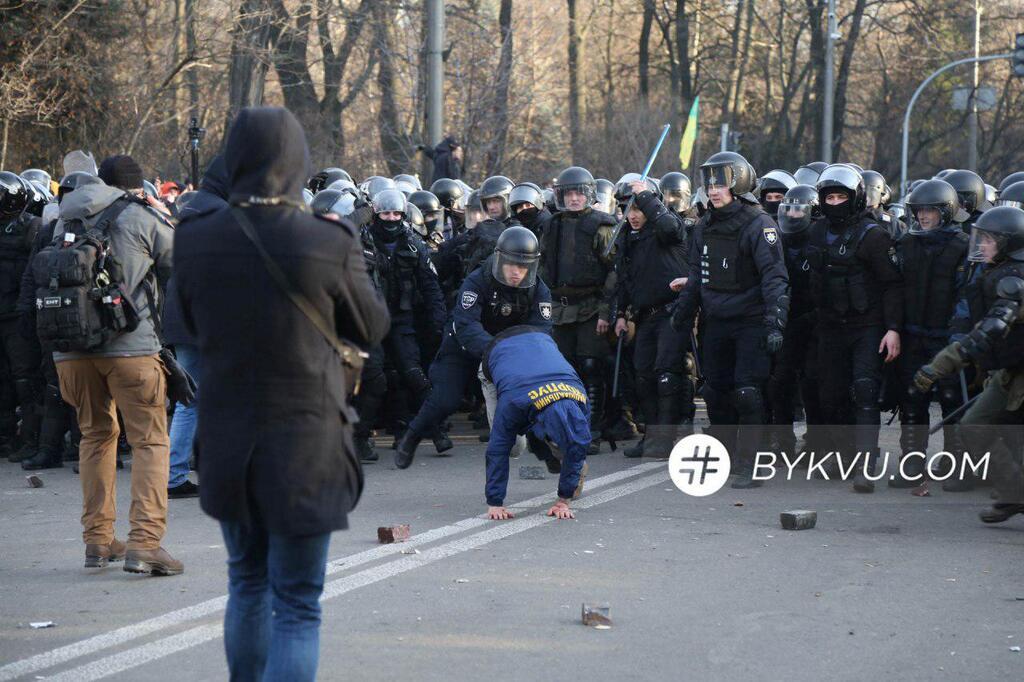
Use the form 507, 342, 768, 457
159, 347, 198, 407
766, 329, 784, 354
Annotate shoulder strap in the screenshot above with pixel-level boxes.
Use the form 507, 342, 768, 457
90, 196, 133, 237
230, 208, 368, 383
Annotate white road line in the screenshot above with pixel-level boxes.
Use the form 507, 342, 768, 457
46, 469, 669, 682
0, 461, 663, 681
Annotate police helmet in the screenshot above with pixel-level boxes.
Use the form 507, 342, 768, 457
492, 225, 540, 288
699, 151, 757, 201
553, 166, 596, 212
905, 179, 968, 232
861, 170, 887, 209
968, 206, 1024, 263
479, 176, 515, 220
57, 171, 103, 202
777, 184, 819, 235
945, 169, 989, 214
430, 178, 465, 212
0, 171, 30, 220
997, 172, 1024, 195
816, 164, 866, 219
997, 181, 1024, 209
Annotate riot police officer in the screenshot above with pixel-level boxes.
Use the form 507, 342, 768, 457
509, 183, 551, 237
766, 184, 824, 456
671, 152, 790, 488
0, 171, 42, 463
479, 176, 519, 228
862, 170, 902, 238
890, 179, 970, 488
756, 170, 797, 217
996, 181, 1024, 209
395, 226, 554, 468
368, 189, 448, 452
806, 164, 904, 493
430, 177, 466, 238
408, 190, 445, 237
539, 166, 618, 442
594, 179, 617, 216
912, 206, 1024, 522
612, 179, 691, 458
945, 169, 990, 230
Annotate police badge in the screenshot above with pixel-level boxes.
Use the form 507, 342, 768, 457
539, 302, 552, 320
461, 291, 478, 309
500, 302, 512, 316
763, 226, 779, 245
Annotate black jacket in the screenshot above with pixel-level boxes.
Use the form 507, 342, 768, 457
424, 135, 462, 184
174, 107, 390, 535
614, 190, 688, 315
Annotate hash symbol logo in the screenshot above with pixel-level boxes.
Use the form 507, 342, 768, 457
668, 434, 731, 497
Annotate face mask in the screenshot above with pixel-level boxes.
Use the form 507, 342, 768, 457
821, 200, 853, 222
374, 217, 404, 240
763, 200, 781, 217
516, 207, 539, 225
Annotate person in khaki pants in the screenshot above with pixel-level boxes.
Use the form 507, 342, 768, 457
52, 154, 180, 575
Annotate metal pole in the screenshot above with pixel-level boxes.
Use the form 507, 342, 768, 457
967, 0, 981, 171
822, 0, 836, 163
900, 53, 1011, 201
720, 122, 729, 152
425, 0, 444, 148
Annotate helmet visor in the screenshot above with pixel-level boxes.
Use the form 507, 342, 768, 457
465, 206, 487, 231
699, 165, 734, 191
663, 188, 690, 212
555, 184, 596, 211
492, 250, 539, 288
908, 204, 949, 234
968, 227, 1007, 263
777, 201, 813, 234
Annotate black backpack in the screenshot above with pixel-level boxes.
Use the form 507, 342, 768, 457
32, 197, 140, 352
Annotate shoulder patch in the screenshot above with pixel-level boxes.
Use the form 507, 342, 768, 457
539, 301, 552, 320
888, 245, 898, 266
461, 290, 479, 309
763, 226, 779, 245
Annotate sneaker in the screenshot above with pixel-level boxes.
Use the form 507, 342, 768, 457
168, 480, 200, 499
85, 538, 127, 568
123, 547, 184, 576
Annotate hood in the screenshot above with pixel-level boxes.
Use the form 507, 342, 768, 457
58, 182, 126, 221
225, 107, 310, 203
200, 154, 229, 199
437, 135, 459, 153
63, 150, 98, 177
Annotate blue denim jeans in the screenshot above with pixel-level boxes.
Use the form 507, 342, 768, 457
168, 344, 200, 487
220, 520, 331, 682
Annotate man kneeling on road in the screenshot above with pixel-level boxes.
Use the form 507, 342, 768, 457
482, 326, 590, 520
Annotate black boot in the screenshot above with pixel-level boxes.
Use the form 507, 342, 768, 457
888, 454, 925, 488
22, 385, 66, 470
394, 431, 422, 469
623, 439, 645, 458
432, 431, 453, 455
355, 436, 378, 463
979, 504, 1024, 524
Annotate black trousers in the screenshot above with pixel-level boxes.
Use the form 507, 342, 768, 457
816, 323, 884, 461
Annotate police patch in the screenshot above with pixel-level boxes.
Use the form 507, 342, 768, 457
500, 303, 512, 316
889, 246, 898, 266
763, 227, 778, 245
539, 302, 552, 320
461, 291, 478, 309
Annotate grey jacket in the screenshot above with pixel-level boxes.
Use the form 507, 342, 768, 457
53, 183, 174, 360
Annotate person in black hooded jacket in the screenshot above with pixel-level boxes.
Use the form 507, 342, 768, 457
174, 107, 389, 681
419, 135, 463, 184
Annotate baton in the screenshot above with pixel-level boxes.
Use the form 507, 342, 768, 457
958, 369, 969, 405
928, 392, 981, 435
611, 331, 625, 398
603, 124, 672, 258
689, 329, 703, 381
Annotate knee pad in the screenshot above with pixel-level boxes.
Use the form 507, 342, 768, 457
851, 378, 879, 409
403, 367, 431, 394
579, 357, 601, 384
657, 372, 685, 398
635, 374, 656, 399
731, 386, 765, 419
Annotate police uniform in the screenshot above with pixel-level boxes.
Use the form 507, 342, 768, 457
673, 200, 789, 476
481, 327, 589, 507
539, 207, 617, 433
404, 257, 553, 442
0, 211, 42, 461
351, 224, 390, 460
614, 189, 692, 453
891, 227, 969, 485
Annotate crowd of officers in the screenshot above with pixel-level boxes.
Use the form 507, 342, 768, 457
2, 150, 1024, 523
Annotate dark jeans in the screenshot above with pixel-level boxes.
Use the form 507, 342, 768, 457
220, 520, 331, 682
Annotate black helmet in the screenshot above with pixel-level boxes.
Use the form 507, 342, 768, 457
908, 178, 926, 194
985, 184, 997, 206
691, 186, 709, 217
997, 181, 1024, 209
0, 171, 29, 220
20, 169, 52, 195
845, 162, 865, 173
22, 178, 48, 217
553, 166, 596, 212
660, 172, 692, 212
905, 179, 968, 232
143, 180, 158, 199
861, 170, 887, 209
593, 179, 616, 214
934, 168, 957, 179
757, 170, 796, 214
997, 172, 1024, 194
542, 188, 556, 213
614, 172, 658, 207
944, 169, 988, 214
968, 206, 1024, 263
57, 171, 102, 202
325, 178, 357, 194
509, 183, 544, 212
393, 173, 422, 194
371, 188, 408, 239
698, 151, 757, 201
479, 176, 515, 220
793, 165, 822, 186
816, 164, 865, 220
308, 167, 352, 193
302, 188, 315, 206
310, 188, 359, 218
464, 189, 487, 230
492, 225, 540, 288
362, 176, 397, 201
430, 177, 465, 212
406, 202, 426, 237
408, 190, 444, 232
777, 184, 819, 235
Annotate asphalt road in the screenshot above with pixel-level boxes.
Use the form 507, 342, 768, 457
1, 423, 1022, 681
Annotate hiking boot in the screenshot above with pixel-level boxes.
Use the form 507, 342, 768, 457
355, 436, 378, 463
123, 547, 184, 576
85, 538, 127, 568
21, 447, 63, 471
979, 503, 1024, 524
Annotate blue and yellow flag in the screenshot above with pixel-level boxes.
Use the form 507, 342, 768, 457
679, 96, 700, 169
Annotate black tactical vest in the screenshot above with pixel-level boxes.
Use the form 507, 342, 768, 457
699, 205, 760, 293
807, 219, 875, 316
380, 230, 423, 312
900, 230, 968, 333
480, 266, 537, 336
542, 210, 609, 289
967, 260, 1024, 370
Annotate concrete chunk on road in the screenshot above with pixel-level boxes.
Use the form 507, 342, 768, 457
377, 524, 411, 543
780, 510, 817, 530
581, 603, 612, 627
